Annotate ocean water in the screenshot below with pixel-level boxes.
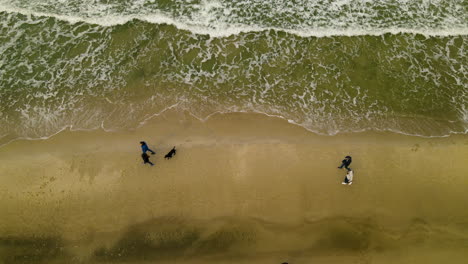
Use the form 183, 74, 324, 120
0, 0, 467, 143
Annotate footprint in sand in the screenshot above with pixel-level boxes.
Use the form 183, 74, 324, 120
411, 144, 420, 152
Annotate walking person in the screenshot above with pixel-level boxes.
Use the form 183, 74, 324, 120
140, 141, 155, 155
338, 155, 352, 171
141, 153, 154, 166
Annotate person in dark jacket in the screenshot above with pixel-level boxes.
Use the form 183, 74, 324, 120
338, 156, 352, 171
141, 153, 154, 166
140, 141, 155, 155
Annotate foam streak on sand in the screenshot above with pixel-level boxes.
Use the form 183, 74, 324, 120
1, 111, 468, 263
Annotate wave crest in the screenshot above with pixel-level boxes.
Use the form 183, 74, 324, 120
1, 0, 467, 37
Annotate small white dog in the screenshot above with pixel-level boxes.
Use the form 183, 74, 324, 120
342, 169, 353, 185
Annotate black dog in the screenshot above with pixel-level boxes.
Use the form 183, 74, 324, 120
164, 146, 176, 159
141, 153, 154, 166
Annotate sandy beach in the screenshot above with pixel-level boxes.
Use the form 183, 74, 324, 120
1, 110, 468, 264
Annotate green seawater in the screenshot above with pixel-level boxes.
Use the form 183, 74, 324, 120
0, 1, 467, 142
0, 1, 468, 263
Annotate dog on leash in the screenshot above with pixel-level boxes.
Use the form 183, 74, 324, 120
164, 146, 176, 159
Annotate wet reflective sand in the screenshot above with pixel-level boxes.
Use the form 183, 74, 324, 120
1, 111, 468, 263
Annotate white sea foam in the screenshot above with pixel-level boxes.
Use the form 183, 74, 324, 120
0, 2, 467, 38
1, 104, 466, 149
1, 1, 466, 144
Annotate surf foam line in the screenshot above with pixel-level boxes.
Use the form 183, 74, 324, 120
171, 108, 465, 139
1, 6, 467, 38
2, 106, 467, 149
0, 121, 119, 149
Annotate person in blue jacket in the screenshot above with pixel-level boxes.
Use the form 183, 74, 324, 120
140, 141, 155, 155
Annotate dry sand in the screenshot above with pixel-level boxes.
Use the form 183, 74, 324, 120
1, 110, 468, 264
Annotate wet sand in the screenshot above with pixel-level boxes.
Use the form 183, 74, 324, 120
1, 111, 468, 264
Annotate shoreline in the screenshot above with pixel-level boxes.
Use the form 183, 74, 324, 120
1, 110, 468, 263
2, 108, 467, 149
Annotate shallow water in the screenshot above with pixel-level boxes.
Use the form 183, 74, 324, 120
0, 0, 467, 144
